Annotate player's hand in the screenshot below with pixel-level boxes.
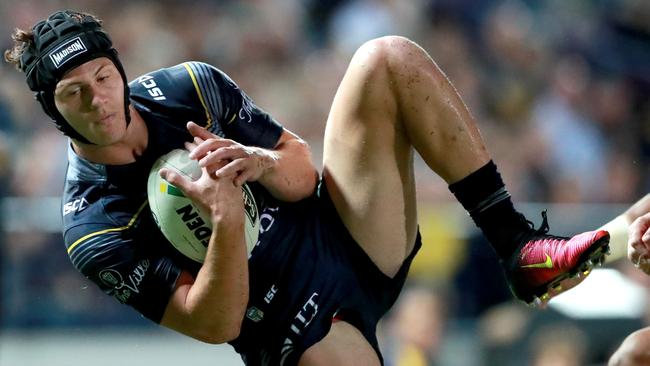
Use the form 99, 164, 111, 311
159, 160, 243, 223
628, 212, 650, 275
185, 122, 277, 186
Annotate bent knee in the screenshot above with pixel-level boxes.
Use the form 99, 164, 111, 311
351, 36, 423, 75
610, 329, 650, 366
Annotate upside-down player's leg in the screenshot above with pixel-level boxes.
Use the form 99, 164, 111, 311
320, 36, 608, 303
320, 36, 497, 279
322, 36, 607, 301
302, 35, 609, 364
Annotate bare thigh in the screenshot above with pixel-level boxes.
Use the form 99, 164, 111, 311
298, 321, 380, 366
323, 40, 418, 278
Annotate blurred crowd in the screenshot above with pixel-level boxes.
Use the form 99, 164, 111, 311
1, 0, 649, 365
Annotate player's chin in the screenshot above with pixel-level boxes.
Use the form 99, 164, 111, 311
88, 125, 126, 145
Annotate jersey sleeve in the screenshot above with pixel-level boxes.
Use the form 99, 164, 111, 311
180, 61, 284, 148
64, 198, 181, 323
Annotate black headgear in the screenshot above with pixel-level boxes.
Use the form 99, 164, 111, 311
20, 10, 130, 143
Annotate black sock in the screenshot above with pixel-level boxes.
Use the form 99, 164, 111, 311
449, 161, 530, 259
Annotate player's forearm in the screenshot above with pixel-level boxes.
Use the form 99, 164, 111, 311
183, 215, 249, 343
623, 194, 650, 223
602, 214, 631, 262
259, 135, 318, 202
602, 194, 650, 262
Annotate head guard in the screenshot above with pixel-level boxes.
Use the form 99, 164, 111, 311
20, 10, 130, 143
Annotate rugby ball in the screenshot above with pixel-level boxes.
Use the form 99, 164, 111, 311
147, 149, 260, 262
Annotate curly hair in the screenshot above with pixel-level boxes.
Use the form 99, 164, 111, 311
4, 11, 103, 71
4, 28, 33, 70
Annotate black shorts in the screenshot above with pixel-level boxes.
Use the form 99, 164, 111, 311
231, 181, 422, 366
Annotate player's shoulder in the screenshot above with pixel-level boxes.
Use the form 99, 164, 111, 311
63, 187, 149, 272
128, 62, 237, 115
177, 61, 237, 86
129, 61, 232, 94
62, 180, 147, 244
63, 145, 147, 251
128, 63, 191, 104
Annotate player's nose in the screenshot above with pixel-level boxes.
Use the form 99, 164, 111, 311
87, 84, 108, 109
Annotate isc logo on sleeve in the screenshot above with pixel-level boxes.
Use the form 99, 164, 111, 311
136, 75, 166, 101
63, 197, 89, 215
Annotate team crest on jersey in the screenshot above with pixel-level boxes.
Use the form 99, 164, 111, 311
98, 260, 150, 303
99, 268, 122, 286
246, 306, 264, 322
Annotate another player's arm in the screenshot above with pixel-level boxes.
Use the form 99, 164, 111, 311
159, 166, 249, 344
602, 194, 650, 262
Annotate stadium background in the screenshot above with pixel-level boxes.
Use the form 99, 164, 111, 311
0, 0, 649, 365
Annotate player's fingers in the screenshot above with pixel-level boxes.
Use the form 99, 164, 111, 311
643, 227, 650, 244
629, 249, 641, 267
197, 154, 223, 170
184, 141, 198, 153
629, 217, 646, 249
189, 137, 234, 160
197, 165, 220, 181
202, 157, 229, 173
627, 243, 650, 272
215, 159, 246, 178
202, 161, 234, 178
159, 168, 193, 195
196, 148, 228, 168
187, 121, 215, 141
641, 263, 650, 276
234, 170, 253, 187
200, 146, 246, 167
637, 253, 650, 274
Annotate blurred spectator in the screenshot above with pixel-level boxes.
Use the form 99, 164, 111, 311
528, 323, 588, 366
529, 54, 608, 203
381, 285, 447, 366
452, 234, 513, 318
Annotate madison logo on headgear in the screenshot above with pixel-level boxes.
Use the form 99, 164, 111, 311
49, 37, 87, 69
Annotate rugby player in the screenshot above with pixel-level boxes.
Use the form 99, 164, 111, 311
5, 10, 610, 366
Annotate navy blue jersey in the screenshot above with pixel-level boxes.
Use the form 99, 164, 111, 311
63, 61, 283, 321
61, 61, 420, 366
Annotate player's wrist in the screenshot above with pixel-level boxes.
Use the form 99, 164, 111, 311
256, 148, 279, 182
602, 214, 630, 262
209, 201, 244, 226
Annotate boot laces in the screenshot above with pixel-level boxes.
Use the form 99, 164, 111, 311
522, 210, 568, 241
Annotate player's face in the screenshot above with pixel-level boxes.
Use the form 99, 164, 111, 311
54, 57, 126, 145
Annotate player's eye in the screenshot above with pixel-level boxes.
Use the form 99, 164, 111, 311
66, 87, 81, 96
97, 74, 109, 82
